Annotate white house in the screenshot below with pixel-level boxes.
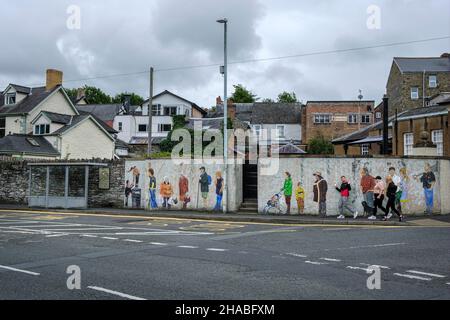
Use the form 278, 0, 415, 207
113, 90, 206, 147
0, 69, 117, 160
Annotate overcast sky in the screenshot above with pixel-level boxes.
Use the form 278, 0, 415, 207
1, 0, 449, 107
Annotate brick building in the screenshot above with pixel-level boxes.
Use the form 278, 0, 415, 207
302, 100, 375, 147
386, 53, 450, 116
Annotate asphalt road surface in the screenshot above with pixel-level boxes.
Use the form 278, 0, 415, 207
0, 209, 449, 300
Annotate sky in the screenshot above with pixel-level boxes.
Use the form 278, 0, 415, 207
0, 0, 449, 108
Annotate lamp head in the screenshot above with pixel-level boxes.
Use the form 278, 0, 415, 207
216, 18, 228, 24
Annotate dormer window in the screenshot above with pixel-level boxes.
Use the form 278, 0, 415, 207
5, 93, 16, 105
34, 124, 50, 135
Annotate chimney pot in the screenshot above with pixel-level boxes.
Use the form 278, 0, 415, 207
46, 69, 63, 91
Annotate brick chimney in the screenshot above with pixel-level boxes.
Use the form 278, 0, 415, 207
46, 69, 63, 91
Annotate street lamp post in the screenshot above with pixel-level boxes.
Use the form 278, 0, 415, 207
217, 18, 228, 214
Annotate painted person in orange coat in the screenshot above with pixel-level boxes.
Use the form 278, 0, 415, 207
160, 176, 173, 208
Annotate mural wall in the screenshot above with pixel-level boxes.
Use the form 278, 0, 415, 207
258, 158, 446, 216
124, 159, 242, 212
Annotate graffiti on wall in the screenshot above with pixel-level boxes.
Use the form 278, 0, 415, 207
124, 161, 225, 212
259, 159, 441, 216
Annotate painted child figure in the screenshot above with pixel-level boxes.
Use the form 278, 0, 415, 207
295, 182, 305, 214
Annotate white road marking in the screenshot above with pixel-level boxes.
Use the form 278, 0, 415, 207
393, 273, 432, 281
150, 242, 168, 246
123, 239, 143, 243
360, 263, 391, 269
320, 258, 341, 262
446, 283, 450, 285
87, 286, 146, 300
286, 253, 308, 258
81, 234, 98, 238
102, 237, 119, 240
0, 265, 40, 276
324, 228, 352, 231
45, 233, 69, 238
406, 270, 446, 278
346, 266, 371, 272
305, 260, 328, 265
206, 248, 228, 252
178, 245, 198, 249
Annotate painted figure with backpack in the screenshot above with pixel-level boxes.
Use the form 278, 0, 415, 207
335, 176, 358, 219
383, 175, 403, 222
199, 167, 212, 210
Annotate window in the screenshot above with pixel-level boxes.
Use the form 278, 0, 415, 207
138, 124, 147, 132
0, 117, 5, 138
163, 106, 177, 116
313, 114, 331, 124
348, 114, 358, 124
158, 124, 172, 132
26, 137, 40, 147
253, 125, 261, 137
276, 125, 285, 138
376, 112, 382, 119
34, 124, 50, 135
410, 87, 419, 100
432, 130, 443, 156
404, 133, 414, 156
118, 122, 123, 131
429, 75, 437, 88
361, 114, 371, 124
5, 93, 16, 105
361, 144, 370, 156
151, 104, 162, 116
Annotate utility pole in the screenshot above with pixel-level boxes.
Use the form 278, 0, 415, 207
382, 95, 389, 155
147, 67, 154, 157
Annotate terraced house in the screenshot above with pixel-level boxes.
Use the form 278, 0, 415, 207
0, 69, 117, 159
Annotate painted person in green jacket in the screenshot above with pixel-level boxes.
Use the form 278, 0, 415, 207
280, 172, 293, 214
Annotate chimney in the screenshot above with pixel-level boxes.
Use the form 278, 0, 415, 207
46, 69, 63, 91
440, 53, 450, 58
216, 96, 223, 107
76, 88, 85, 100
228, 100, 236, 120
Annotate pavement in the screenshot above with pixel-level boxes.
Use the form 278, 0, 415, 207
1, 204, 450, 227
0, 207, 449, 300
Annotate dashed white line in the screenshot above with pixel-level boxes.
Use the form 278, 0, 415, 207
360, 263, 391, 269
320, 258, 341, 262
206, 248, 228, 252
81, 234, 98, 238
45, 233, 69, 238
393, 273, 432, 281
346, 266, 371, 272
102, 237, 119, 240
123, 239, 143, 243
178, 245, 198, 249
286, 253, 308, 258
305, 260, 328, 265
406, 270, 446, 278
87, 286, 146, 300
150, 242, 168, 246
0, 265, 40, 276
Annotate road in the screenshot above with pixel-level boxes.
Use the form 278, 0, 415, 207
0, 209, 449, 300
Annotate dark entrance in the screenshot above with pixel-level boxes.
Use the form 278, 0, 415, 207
241, 162, 258, 212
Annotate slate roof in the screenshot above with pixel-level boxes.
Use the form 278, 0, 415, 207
396, 105, 448, 121
10, 84, 32, 94
76, 110, 117, 134
39, 111, 72, 124
274, 142, 307, 154
0, 86, 61, 115
394, 57, 450, 73
75, 104, 122, 122
115, 139, 129, 150
0, 134, 59, 156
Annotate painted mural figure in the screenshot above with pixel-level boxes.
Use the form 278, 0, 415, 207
295, 182, 305, 215
360, 168, 376, 220
373, 176, 388, 216
388, 167, 403, 214
415, 163, 436, 215
213, 171, 224, 212
124, 180, 134, 207
148, 168, 158, 209
335, 176, 358, 219
399, 167, 410, 209
199, 167, 211, 209
280, 172, 293, 214
179, 174, 189, 209
383, 175, 403, 222
160, 176, 173, 209
128, 166, 140, 187
313, 172, 328, 217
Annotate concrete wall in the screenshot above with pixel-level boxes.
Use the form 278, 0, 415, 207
124, 159, 243, 212
258, 157, 449, 216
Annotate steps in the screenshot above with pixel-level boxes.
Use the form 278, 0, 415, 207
239, 198, 258, 213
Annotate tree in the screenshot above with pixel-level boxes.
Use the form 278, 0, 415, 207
308, 133, 334, 155
277, 91, 298, 103
112, 92, 144, 106
230, 84, 258, 103
65, 85, 112, 104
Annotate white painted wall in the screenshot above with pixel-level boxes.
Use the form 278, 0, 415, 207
252, 123, 301, 143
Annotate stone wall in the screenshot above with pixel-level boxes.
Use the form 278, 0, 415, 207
258, 156, 450, 216
0, 158, 29, 204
